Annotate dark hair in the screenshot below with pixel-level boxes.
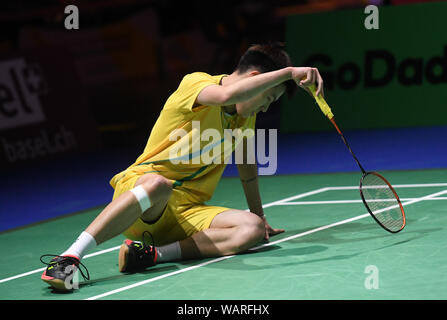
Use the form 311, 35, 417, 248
235, 42, 296, 97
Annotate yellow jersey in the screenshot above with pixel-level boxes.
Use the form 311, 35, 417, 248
110, 72, 256, 203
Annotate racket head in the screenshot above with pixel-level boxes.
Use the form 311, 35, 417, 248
359, 171, 406, 233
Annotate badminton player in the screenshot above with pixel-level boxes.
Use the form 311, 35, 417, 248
40, 43, 324, 291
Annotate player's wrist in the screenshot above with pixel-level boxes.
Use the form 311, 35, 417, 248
285, 66, 294, 80
241, 176, 257, 184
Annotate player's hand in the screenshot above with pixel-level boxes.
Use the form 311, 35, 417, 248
290, 67, 324, 98
261, 215, 285, 241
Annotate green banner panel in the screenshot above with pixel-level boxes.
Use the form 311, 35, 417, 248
282, 2, 447, 132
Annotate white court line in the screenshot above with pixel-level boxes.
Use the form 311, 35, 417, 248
261, 187, 330, 208
251, 189, 447, 250
85, 188, 447, 300
0, 187, 329, 285
327, 183, 447, 191
279, 197, 447, 205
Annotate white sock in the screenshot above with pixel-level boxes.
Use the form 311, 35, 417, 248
156, 241, 181, 263
62, 231, 97, 260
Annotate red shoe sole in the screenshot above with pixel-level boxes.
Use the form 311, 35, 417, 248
41, 270, 71, 291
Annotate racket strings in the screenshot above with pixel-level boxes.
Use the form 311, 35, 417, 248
361, 173, 404, 232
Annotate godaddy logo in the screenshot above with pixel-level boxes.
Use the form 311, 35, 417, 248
168, 121, 277, 175
304, 45, 447, 90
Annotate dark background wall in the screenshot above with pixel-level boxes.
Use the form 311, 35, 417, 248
0, 0, 290, 167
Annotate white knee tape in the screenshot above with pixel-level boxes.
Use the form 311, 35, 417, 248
130, 185, 152, 212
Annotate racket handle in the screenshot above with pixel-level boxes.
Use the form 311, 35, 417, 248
308, 84, 334, 119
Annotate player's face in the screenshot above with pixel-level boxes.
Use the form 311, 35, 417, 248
237, 84, 286, 118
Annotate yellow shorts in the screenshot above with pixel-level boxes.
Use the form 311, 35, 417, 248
112, 174, 230, 246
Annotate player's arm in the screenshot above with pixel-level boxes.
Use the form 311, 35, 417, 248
237, 161, 263, 217
195, 67, 323, 108
236, 139, 284, 240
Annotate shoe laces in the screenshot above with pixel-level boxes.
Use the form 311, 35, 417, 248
141, 231, 155, 248
40, 254, 90, 281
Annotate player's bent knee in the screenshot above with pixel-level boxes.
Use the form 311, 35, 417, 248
129, 185, 152, 213
149, 175, 172, 199
131, 175, 172, 213
140, 175, 172, 201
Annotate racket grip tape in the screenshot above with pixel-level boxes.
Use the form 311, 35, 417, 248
308, 84, 334, 119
